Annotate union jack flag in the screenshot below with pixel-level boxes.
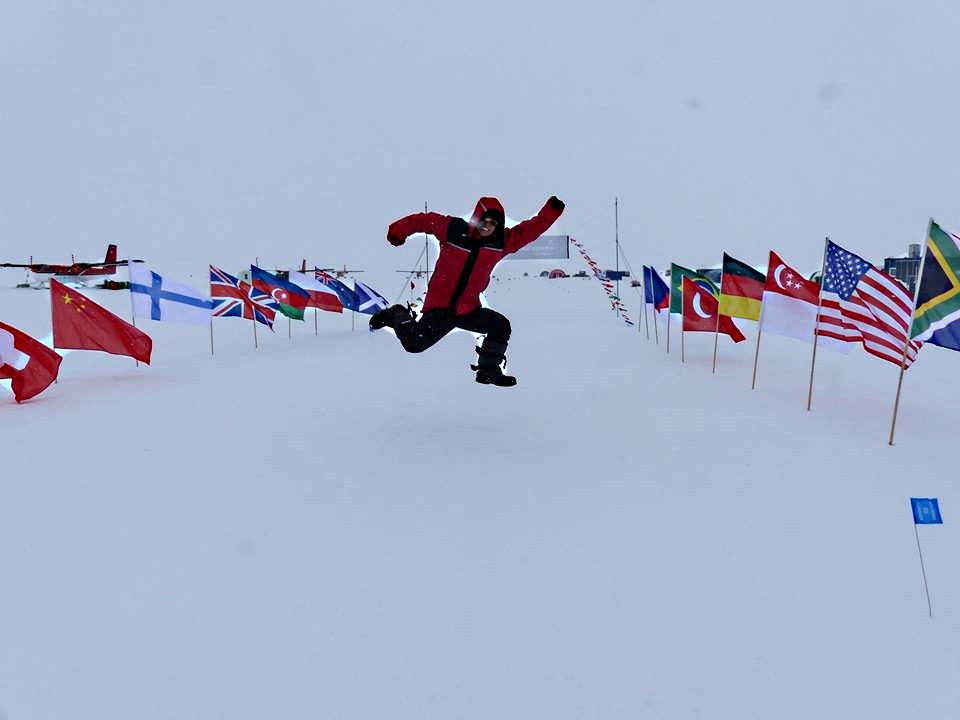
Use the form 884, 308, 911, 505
209, 265, 279, 329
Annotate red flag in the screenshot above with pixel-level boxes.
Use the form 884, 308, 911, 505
0, 321, 62, 403
682, 276, 747, 342
51, 279, 153, 364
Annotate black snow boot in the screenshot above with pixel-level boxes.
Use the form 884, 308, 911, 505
472, 341, 517, 387
370, 304, 413, 331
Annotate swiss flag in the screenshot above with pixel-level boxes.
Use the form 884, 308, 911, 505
51, 279, 152, 364
0, 321, 63, 403
682, 276, 747, 342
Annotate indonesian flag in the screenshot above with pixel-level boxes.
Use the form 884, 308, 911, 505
761, 250, 851, 353
0, 321, 62, 403
682, 276, 746, 342
288, 270, 344, 313
51, 279, 153, 364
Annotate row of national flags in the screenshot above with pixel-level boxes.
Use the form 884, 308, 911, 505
1, 266, 390, 404
640, 220, 960, 441
129, 264, 389, 329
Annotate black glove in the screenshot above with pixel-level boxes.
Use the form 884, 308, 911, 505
548, 196, 565, 212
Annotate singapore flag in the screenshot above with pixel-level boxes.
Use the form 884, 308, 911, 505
760, 250, 851, 353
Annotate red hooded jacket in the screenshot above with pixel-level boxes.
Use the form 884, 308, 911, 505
387, 196, 564, 315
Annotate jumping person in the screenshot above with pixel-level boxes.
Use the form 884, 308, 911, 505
370, 196, 565, 387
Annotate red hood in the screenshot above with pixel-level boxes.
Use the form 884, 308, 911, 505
468, 197, 506, 232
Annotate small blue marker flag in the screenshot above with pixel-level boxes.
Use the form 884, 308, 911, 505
910, 498, 943, 525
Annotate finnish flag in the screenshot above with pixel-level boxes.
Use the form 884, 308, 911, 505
130, 265, 213, 326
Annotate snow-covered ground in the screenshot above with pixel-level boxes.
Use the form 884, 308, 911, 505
2, 275, 957, 719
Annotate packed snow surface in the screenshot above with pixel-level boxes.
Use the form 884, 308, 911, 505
2, 276, 957, 719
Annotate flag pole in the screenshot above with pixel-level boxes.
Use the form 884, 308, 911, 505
253, 314, 259, 349
210, 318, 215, 356
681, 320, 685, 363
806, 238, 829, 411
642, 267, 651, 340
130, 308, 140, 368
711, 316, 720, 373
314, 307, 318, 335
614, 197, 620, 318
653, 306, 660, 345
712, 255, 725, 373
288, 315, 292, 341
751, 307, 764, 390
914, 522, 934, 618
889, 219, 931, 445
666, 306, 672, 354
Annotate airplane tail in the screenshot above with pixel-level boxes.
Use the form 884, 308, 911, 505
105, 244, 118, 265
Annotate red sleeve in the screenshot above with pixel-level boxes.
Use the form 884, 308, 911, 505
504, 199, 564, 253
387, 212, 451, 246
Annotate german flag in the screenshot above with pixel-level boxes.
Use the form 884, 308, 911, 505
718, 253, 764, 321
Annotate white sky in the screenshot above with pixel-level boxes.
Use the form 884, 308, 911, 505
2, 1, 959, 286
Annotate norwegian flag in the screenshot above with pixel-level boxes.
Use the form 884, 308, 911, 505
209, 265, 279, 329
815, 240, 922, 367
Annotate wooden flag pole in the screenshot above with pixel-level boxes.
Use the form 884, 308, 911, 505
806, 238, 829, 411
711, 312, 721, 374
130, 310, 140, 368
666, 307, 672, 354
751, 314, 764, 390
889, 219, 931, 445
712, 256, 724, 373
914, 523, 934, 618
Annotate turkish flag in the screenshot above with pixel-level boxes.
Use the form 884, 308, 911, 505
51, 279, 152, 364
682, 276, 747, 342
0, 321, 62, 403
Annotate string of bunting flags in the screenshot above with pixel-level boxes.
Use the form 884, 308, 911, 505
569, 237, 634, 327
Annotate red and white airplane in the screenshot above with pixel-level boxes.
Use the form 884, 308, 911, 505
1, 244, 143, 288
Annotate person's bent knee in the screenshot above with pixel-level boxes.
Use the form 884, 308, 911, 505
399, 339, 429, 354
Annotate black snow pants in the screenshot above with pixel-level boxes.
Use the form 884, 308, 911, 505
394, 306, 511, 363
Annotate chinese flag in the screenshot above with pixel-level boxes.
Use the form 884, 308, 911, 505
51, 279, 152, 364
0, 321, 62, 403
682, 276, 747, 342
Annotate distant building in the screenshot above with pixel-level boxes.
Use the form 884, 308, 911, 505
883, 243, 922, 295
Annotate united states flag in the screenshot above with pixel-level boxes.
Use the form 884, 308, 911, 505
815, 240, 921, 367
209, 265, 279, 328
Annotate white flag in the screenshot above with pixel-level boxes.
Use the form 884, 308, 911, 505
129, 265, 213, 326
761, 251, 851, 353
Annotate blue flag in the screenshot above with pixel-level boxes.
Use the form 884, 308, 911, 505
317, 271, 359, 311
911, 498, 943, 525
353, 280, 389, 315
